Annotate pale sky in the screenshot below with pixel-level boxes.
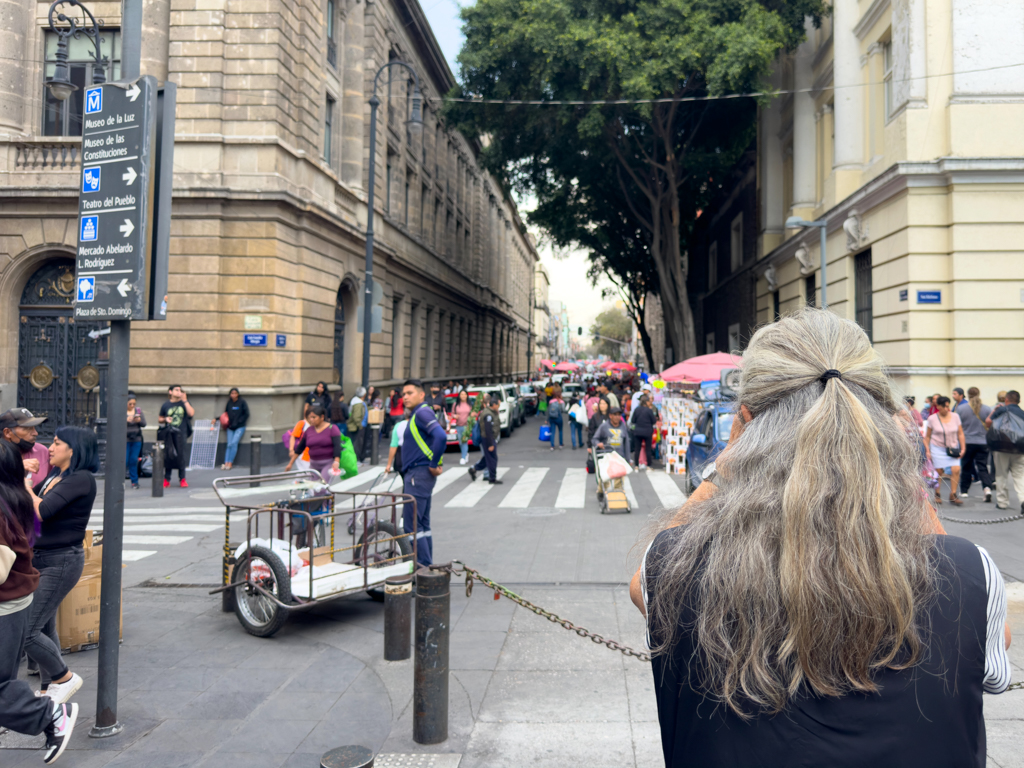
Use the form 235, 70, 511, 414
421, 0, 614, 332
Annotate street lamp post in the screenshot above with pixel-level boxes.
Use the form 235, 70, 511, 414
45, 0, 107, 102
362, 62, 423, 389
785, 216, 829, 309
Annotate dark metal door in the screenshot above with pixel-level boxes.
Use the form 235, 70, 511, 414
333, 290, 345, 385
17, 261, 106, 442
854, 250, 873, 342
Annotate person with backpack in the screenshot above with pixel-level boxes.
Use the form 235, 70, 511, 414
547, 389, 565, 451
985, 389, 1024, 513
384, 410, 409, 477
630, 394, 658, 470
468, 396, 502, 484
158, 385, 193, 488
568, 397, 587, 450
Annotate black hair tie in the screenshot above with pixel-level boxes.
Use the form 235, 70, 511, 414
820, 369, 842, 384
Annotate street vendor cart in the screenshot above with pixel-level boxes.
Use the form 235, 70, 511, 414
209, 470, 415, 637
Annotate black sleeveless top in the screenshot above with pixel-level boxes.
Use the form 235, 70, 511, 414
644, 531, 988, 768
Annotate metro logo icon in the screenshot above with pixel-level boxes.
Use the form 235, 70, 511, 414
85, 87, 102, 114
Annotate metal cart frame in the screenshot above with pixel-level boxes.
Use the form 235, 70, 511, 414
593, 447, 632, 514
209, 470, 417, 636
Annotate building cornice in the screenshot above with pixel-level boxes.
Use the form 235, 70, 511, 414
755, 157, 1024, 278
854, 0, 891, 40
886, 366, 1024, 377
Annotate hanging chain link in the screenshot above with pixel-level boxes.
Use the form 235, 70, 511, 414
430, 561, 651, 662
936, 511, 1024, 525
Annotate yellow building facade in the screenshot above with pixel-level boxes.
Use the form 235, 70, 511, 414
756, 0, 1024, 404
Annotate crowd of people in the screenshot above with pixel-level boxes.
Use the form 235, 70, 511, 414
0, 409, 101, 761
905, 387, 1024, 513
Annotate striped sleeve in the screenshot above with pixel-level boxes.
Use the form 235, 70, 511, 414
977, 545, 1011, 694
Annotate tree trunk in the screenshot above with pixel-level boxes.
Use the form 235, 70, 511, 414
637, 314, 656, 371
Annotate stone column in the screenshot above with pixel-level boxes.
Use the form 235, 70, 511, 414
391, 295, 406, 379
439, 311, 449, 377
424, 307, 436, 378
409, 302, 422, 377
759, 70, 785, 254
341, 0, 365, 188
832, 0, 863, 171
791, 19, 817, 216
0, 0, 34, 133
141, 0, 171, 81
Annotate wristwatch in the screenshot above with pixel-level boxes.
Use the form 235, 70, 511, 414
701, 462, 719, 487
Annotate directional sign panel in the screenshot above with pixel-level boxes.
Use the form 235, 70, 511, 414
75, 77, 158, 320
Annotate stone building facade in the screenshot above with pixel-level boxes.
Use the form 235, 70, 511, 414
0, 0, 537, 452
686, 0, 1024, 404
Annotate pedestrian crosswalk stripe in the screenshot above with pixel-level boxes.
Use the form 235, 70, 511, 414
555, 468, 588, 509
122, 550, 156, 561
123, 535, 193, 545
648, 472, 687, 508
95, 514, 246, 524
445, 467, 510, 508
622, 477, 639, 509
123, 507, 224, 514
498, 467, 548, 508
329, 466, 385, 492
432, 467, 468, 495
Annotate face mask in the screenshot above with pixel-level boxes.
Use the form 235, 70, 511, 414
15, 437, 34, 455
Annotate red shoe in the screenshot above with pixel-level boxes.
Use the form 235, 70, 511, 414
163, 479, 170, 488
179, 479, 189, 488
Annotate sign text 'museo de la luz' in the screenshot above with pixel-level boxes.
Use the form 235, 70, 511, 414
74, 77, 158, 320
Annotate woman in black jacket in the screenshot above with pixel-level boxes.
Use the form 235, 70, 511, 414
587, 397, 611, 446
221, 388, 250, 470
631, 394, 658, 469
24, 426, 99, 706
304, 382, 332, 417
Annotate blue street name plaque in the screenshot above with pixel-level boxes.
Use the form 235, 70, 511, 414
243, 333, 268, 347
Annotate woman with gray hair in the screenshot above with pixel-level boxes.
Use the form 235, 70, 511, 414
631, 308, 1010, 767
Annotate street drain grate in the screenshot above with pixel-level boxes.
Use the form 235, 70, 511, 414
513, 507, 566, 517
375, 755, 462, 767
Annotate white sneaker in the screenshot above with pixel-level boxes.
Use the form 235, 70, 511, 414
459, 458, 467, 465
984, 487, 992, 502
44, 673, 82, 705
43, 702, 78, 764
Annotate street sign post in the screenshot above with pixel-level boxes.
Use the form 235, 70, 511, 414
75, 76, 158, 321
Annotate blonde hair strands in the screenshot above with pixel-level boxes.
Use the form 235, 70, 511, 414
648, 308, 934, 717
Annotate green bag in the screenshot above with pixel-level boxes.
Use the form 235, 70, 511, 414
338, 433, 358, 478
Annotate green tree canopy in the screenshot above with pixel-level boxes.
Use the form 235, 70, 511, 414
590, 306, 633, 359
448, 0, 822, 360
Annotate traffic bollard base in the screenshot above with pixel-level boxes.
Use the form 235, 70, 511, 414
88, 722, 124, 739
320, 745, 374, 768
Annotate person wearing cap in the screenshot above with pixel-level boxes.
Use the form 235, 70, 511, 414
592, 406, 630, 497
630, 382, 653, 414
0, 409, 50, 487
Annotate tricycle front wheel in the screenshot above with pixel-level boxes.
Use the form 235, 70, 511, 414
234, 545, 292, 638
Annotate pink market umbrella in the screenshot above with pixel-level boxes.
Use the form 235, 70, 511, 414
605, 362, 636, 371
553, 362, 579, 372
660, 352, 739, 383
538, 359, 556, 370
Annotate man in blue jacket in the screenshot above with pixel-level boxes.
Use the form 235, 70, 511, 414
400, 378, 448, 565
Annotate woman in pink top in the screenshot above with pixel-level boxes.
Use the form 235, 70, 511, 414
924, 395, 966, 506
454, 390, 474, 465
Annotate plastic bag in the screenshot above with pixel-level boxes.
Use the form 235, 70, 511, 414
539, 424, 551, 441
922, 457, 939, 489
987, 410, 1024, 454
599, 451, 632, 479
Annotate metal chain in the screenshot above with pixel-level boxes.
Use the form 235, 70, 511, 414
936, 512, 1024, 525
430, 561, 651, 662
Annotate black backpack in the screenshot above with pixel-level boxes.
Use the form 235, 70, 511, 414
987, 409, 1024, 454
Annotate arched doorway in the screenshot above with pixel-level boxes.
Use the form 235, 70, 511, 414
333, 285, 345, 385
17, 259, 106, 441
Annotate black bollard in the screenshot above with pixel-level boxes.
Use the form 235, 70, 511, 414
383, 574, 412, 661
413, 567, 449, 744
250, 434, 261, 487
151, 441, 164, 498
370, 425, 381, 466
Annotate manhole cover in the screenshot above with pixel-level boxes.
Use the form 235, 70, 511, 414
513, 507, 566, 517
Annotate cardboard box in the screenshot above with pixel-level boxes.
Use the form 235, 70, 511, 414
55, 539, 122, 654
367, 408, 384, 425
297, 546, 333, 567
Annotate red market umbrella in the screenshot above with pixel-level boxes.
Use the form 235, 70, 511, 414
538, 359, 556, 370
553, 362, 579, 372
660, 352, 739, 383
605, 362, 636, 371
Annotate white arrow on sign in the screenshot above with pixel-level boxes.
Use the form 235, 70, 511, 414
122, 166, 137, 185
117, 278, 131, 298
119, 219, 135, 238
126, 83, 141, 102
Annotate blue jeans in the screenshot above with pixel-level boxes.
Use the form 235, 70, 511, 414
0, 605, 54, 735
126, 440, 142, 484
459, 437, 469, 462
570, 421, 583, 448
403, 466, 435, 566
26, 547, 84, 686
225, 426, 245, 464
548, 417, 563, 447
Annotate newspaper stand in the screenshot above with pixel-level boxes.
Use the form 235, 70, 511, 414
209, 470, 416, 637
